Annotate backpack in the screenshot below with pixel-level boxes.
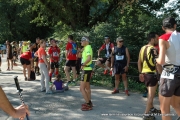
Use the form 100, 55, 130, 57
71, 43, 77, 54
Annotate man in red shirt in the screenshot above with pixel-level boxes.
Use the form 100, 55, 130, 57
64, 35, 77, 84
96, 35, 114, 75
48, 39, 60, 82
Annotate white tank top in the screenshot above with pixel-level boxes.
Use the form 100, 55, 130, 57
165, 31, 180, 65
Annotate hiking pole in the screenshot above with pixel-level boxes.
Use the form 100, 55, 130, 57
14, 76, 30, 120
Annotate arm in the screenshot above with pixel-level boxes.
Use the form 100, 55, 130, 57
156, 39, 167, 65
111, 48, 114, 68
0, 87, 16, 117
125, 48, 130, 67
42, 55, 49, 66
82, 55, 91, 66
97, 49, 101, 57
137, 48, 142, 73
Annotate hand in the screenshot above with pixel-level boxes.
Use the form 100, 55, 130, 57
13, 105, 30, 119
110, 67, 114, 72
81, 65, 84, 70
124, 66, 128, 72
47, 64, 50, 70
139, 74, 144, 82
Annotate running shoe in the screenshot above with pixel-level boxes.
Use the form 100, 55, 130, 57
150, 107, 161, 114
111, 89, 119, 94
125, 90, 130, 96
103, 70, 108, 75
46, 90, 53, 94
81, 104, 92, 111
49, 81, 53, 85
143, 91, 148, 98
82, 102, 93, 107
142, 114, 155, 120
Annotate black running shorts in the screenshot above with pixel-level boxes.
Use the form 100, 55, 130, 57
99, 57, 111, 64
113, 62, 127, 74
50, 62, 59, 69
159, 70, 180, 97
20, 57, 30, 65
65, 60, 76, 67
81, 70, 92, 82
144, 74, 158, 87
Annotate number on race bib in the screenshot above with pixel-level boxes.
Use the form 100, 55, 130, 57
116, 55, 124, 60
161, 70, 174, 79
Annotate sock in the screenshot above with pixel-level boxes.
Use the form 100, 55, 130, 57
89, 100, 92, 104
87, 102, 91, 106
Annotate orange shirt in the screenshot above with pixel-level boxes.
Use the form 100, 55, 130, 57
37, 47, 46, 63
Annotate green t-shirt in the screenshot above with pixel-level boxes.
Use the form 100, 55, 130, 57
82, 45, 93, 70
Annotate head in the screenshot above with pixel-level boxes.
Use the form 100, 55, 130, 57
147, 32, 159, 46
6, 40, 10, 45
68, 35, 73, 42
39, 39, 46, 48
56, 74, 61, 81
116, 37, 124, 46
51, 40, 57, 47
104, 35, 110, 44
162, 17, 177, 31
36, 37, 40, 44
81, 36, 89, 47
31, 43, 36, 49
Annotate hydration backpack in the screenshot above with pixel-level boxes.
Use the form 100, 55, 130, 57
71, 43, 77, 54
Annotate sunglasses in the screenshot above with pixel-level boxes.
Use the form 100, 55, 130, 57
118, 41, 123, 43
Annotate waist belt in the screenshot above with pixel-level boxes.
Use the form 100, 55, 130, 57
163, 64, 180, 74
143, 72, 156, 74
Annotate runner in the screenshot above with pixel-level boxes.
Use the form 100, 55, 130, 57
20, 48, 32, 81
138, 32, 161, 120
156, 17, 180, 120
48, 39, 60, 82
76, 44, 83, 79
33, 37, 40, 76
80, 36, 93, 111
64, 35, 77, 84
35, 39, 52, 94
12, 41, 18, 66
110, 37, 130, 96
96, 35, 114, 75
6, 40, 13, 71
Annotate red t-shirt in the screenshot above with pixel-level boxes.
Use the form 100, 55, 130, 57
159, 32, 172, 41
37, 47, 46, 63
66, 42, 77, 60
100, 43, 114, 50
48, 46, 60, 62
20, 51, 32, 60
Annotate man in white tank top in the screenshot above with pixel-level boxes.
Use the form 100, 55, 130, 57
156, 17, 180, 120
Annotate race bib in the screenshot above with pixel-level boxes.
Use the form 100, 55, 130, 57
161, 70, 174, 79
116, 55, 124, 60
53, 52, 59, 57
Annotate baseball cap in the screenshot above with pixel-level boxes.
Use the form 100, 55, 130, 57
116, 37, 123, 41
81, 37, 89, 42
104, 35, 110, 39
163, 17, 176, 28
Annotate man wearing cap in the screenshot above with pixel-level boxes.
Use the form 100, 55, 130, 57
96, 35, 114, 75
80, 36, 93, 111
156, 17, 180, 120
64, 35, 77, 84
111, 37, 130, 96
48, 39, 60, 83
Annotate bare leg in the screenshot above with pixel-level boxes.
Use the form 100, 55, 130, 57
64, 66, 70, 81
122, 73, 128, 90
170, 95, 180, 116
71, 67, 77, 80
115, 74, 120, 89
